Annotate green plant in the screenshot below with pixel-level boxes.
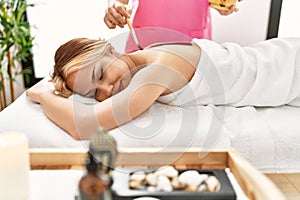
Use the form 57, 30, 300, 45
0, 0, 34, 109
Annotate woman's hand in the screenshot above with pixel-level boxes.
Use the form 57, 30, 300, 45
104, 1, 132, 29
26, 84, 53, 104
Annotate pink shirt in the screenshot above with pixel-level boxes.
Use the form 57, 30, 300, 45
126, 0, 212, 52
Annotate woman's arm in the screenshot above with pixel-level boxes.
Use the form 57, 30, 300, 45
26, 85, 85, 139
26, 65, 170, 140
94, 64, 171, 130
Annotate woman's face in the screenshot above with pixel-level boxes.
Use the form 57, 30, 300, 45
66, 58, 131, 101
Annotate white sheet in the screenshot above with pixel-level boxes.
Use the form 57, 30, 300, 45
174, 38, 300, 107
1, 86, 300, 173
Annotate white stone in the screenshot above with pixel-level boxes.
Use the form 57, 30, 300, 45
146, 186, 159, 192
178, 170, 203, 187
171, 177, 185, 190
154, 166, 178, 178
145, 173, 158, 186
157, 175, 173, 192
198, 183, 207, 192
130, 171, 146, 182
206, 176, 221, 192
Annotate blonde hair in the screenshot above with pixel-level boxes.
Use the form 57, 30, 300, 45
51, 38, 117, 97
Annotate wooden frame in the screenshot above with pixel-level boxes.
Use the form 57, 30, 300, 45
29, 148, 285, 200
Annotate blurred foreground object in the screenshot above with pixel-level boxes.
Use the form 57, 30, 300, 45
78, 128, 118, 200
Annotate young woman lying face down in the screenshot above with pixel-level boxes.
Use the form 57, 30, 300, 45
27, 38, 202, 139
26, 37, 300, 140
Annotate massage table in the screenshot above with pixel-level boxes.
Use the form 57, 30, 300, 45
1, 79, 300, 173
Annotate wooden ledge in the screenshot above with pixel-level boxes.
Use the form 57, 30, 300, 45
29, 148, 286, 200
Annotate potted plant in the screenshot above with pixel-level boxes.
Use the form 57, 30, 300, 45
0, 0, 34, 110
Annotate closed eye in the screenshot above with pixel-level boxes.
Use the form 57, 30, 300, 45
94, 68, 104, 97
99, 68, 103, 80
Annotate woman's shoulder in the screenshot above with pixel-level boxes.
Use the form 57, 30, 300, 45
148, 41, 201, 67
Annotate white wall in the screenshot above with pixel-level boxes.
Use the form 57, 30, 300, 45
211, 0, 271, 46
278, 0, 300, 38
27, 0, 108, 78
27, 0, 272, 78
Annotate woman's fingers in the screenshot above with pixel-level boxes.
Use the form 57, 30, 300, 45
26, 84, 52, 104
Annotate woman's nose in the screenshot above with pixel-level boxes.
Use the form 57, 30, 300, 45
98, 83, 114, 96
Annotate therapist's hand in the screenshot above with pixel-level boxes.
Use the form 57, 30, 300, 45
216, 5, 239, 15
104, 1, 132, 29
26, 84, 53, 104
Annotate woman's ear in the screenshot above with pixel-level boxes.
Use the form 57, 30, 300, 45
108, 44, 122, 57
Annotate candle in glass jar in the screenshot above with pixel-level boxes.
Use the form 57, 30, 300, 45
0, 132, 30, 199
